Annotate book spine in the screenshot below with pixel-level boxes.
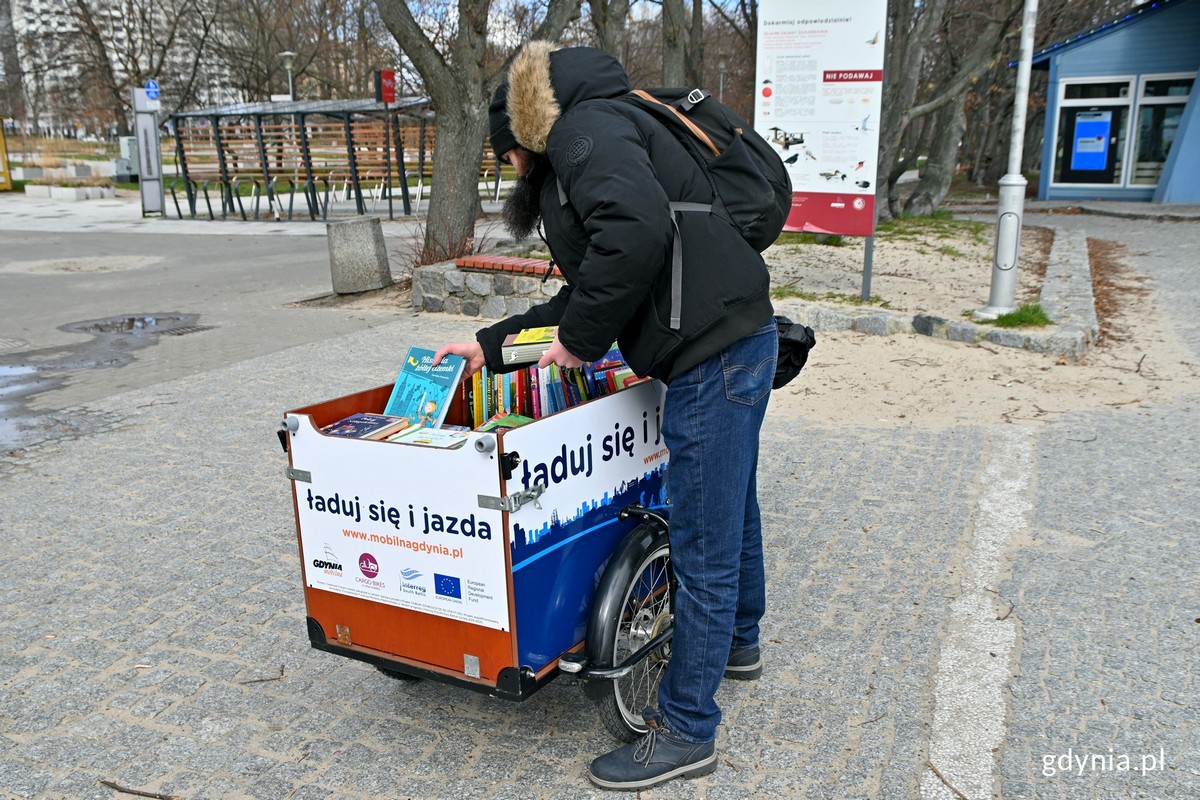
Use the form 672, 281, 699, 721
529, 367, 540, 418
563, 368, 581, 406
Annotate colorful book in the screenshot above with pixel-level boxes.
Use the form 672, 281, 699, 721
383, 346, 467, 428
500, 326, 558, 366
320, 413, 414, 440
478, 413, 535, 433
387, 425, 471, 449
529, 367, 541, 418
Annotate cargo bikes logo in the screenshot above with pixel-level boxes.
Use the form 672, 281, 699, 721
356, 552, 385, 589
312, 544, 344, 577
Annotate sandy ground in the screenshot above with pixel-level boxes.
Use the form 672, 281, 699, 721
767, 229, 1199, 429
762, 222, 1049, 321
303, 222, 1199, 430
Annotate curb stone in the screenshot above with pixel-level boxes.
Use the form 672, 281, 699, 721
414, 224, 1098, 361
774, 223, 1097, 361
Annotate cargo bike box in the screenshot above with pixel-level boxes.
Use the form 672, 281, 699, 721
281, 378, 675, 740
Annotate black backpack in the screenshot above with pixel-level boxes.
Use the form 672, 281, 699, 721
620, 88, 792, 252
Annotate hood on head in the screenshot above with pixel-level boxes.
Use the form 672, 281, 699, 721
508, 42, 632, 154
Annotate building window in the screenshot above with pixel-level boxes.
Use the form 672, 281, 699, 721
1053, 77, 1133, 186
1064, 82, 1131, 100
1131, 73, 1194, 186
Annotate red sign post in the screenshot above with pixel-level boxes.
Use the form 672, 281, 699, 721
375, 70, 396, 104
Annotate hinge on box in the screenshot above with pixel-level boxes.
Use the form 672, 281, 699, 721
478, 482, 545, 514
286, 467, 312, 483
464, 654, 480, 679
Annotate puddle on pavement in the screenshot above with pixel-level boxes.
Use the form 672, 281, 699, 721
0, 313, 211, 453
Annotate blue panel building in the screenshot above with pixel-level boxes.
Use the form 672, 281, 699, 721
1033, 0, 1199, 203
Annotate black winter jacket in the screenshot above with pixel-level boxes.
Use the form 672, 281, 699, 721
476, 44, 773, 382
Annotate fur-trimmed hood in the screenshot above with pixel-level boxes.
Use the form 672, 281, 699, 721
507, 42, 632, 153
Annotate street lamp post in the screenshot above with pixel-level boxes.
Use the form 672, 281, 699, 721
718, 53, 728, 104
279, 51, 297, 101
975, 0, 1040, 320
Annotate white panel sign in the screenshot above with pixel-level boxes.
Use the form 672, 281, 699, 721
289, 421, 510, 630
756, 0, 887, 236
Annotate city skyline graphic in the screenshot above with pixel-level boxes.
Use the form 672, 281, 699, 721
510, 465, 668, 571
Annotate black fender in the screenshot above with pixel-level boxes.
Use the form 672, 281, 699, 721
582, 520, 670, 699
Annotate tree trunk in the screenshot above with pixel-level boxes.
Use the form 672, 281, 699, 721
588, 0, 630, 60
875, 0, 948, 220
903, 100, 966, 217
685, 0, 704, 88
376, 0, 580, 261
662, 0, 686, 85
0, 0, 23, 122
425, 106, 490, 260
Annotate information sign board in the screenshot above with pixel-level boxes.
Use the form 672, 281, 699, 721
756, 0, 887, 236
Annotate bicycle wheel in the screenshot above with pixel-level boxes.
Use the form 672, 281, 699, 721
586, 523, 673, 742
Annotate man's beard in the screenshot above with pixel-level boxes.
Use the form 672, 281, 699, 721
502, 169, 542, 242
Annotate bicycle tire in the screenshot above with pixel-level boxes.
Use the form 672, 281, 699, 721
584, 522, 673, 742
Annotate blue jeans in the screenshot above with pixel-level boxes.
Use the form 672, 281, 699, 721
657, 319, 776, 743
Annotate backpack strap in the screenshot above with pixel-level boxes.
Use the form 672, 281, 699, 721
666, 201, 714, 329
629, 89, 721, 158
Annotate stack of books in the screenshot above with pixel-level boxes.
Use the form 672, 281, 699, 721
462, 340, 644, 429
317, 336, 646, 444
500, 326, 558, 366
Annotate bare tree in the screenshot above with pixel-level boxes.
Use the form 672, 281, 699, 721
662, 0, 687, 84
58, 0, 222, 134
705, 0, 755, 119
587, 0, 631, 58
375, 0, 581, 262
960, 0, 1129, 187
0, 0, 23, 122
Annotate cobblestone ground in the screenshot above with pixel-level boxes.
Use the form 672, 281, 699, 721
0, 311, 992, 799
997, 215, 1200, 800
0, 214, 1196, 799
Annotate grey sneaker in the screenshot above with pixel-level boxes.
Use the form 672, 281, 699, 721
724, 645, 762, 680
587, 710, 717, 790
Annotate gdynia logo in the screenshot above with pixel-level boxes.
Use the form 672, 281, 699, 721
313, 544, 344, 576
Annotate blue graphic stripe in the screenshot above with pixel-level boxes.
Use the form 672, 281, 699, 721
511, 504, 670, 573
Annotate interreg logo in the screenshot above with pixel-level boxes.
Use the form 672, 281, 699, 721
399, 567, 426, 595
358, 553, 380, 578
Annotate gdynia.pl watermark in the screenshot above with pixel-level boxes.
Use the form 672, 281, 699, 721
1042, 747, 1167, 777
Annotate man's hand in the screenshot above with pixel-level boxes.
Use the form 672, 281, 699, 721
434, 341, 486, 376
538, 334, 584, 370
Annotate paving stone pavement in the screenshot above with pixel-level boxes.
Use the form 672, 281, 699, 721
996, 214, 1200, 800
0, 204, 1196, 799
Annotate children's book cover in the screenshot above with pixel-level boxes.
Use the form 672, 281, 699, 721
387, 425, 471, 449
320, 413, 413, 439
383, 347, 466, 428
478, 413, 535, 434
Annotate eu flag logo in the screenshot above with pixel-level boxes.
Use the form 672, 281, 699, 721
434, 573, 462, 599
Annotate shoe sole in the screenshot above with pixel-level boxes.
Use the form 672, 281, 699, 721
586, 752, 717, 790
724, 660, 763, 681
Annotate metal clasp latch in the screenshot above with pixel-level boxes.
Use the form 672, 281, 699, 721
478, 482, 545, 514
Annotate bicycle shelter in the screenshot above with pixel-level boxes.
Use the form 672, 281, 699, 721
169, 97, 504, 222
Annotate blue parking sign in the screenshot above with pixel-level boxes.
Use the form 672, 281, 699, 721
145, 79, 160, 100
